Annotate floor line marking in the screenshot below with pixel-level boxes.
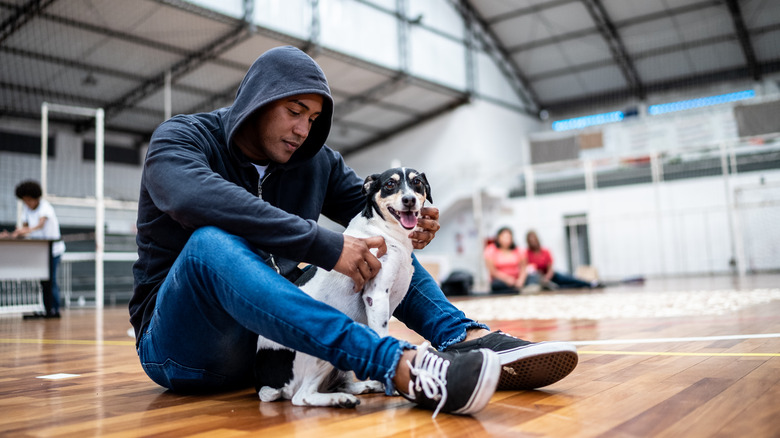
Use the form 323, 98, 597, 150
578, 350, 780, 357
2, 340, 778, 358
571, 333, 780, 346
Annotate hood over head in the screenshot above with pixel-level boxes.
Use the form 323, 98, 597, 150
224, 46, 334, 165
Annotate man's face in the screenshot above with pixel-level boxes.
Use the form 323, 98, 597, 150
234, 93, 324, 164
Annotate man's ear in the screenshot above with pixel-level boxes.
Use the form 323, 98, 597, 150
419, 172, 433, 204
362, 174, 382, 197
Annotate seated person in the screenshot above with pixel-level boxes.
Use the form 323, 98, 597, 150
524, 230, 599, 290
130, 46, 579, 418
483, 227, 528, 294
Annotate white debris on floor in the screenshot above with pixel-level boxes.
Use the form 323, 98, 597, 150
454, 289, 780, 320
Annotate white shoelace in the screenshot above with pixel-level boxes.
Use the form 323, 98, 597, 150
407, 342, 450, 418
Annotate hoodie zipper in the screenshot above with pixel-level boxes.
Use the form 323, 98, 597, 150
256, 169, 280, 273
257, 169, 273, 198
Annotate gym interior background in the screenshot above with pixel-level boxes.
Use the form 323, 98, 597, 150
1, 0, 778, 303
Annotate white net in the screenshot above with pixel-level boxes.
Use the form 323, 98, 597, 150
735, 181, 780, 272
0, 279, 43, 315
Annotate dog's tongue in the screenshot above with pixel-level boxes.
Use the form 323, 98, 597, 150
400, 211, 418, 229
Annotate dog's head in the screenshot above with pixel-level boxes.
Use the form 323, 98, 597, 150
361, 167, 433, 230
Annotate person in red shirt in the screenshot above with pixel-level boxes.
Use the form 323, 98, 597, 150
525, 230, 597, 290
483, 227, 529, 294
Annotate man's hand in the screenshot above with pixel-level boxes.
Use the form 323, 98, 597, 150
409, 206, 440, 250
333, 235, 387, 292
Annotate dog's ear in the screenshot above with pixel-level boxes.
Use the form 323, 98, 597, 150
419, 172, 433, 204
362, 174, 381, 197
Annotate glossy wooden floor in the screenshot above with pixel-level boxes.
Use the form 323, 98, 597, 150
1, 275, 779, 437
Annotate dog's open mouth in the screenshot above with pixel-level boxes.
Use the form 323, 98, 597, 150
388, 207, 419, 230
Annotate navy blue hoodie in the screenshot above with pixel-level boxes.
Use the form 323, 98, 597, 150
130, 46, 365, 344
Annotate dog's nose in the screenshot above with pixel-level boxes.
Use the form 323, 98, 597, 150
402, 195, 416, 208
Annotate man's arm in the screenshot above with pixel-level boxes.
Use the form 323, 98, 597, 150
142, 119, 344, 270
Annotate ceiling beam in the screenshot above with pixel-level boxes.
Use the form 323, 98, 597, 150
724, 0, 760, 81
542, 59, 780, 113
0, 80, 157, 138
507, 0, 722, 54
486, 0, 577, 25
523, 20, 780, 83
0, 107, 153, 138
526, 33, 737, 82
97, 25, 250, 124
580, 0, 645, 100
67, 0, 259, 131
0, 0, 58, 45
183, 81, 240, 115
0, 46, 214, 97
333, 75, 411, 120
341, 96, 471, 157
7, 5, 251, 72
0, 79, 107, 108
451, 0, 540, 113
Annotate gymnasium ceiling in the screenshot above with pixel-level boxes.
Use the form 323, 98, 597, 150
1, 0, 779, 156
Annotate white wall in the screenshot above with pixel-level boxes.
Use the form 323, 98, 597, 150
345, 99, 543, 210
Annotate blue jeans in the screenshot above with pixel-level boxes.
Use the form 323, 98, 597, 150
41, 254, 61, 314
527, 271, 592, 289
137, 226, 486, 393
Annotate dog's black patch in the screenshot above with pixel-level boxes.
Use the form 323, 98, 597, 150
254, 348, 296, 392
361, 172, 385, 220
294, 265, 318, 287
321, 367, 347, 393
414, 172, 433, 204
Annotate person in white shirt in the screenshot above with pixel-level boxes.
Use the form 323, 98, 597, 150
1, 180, 65, 318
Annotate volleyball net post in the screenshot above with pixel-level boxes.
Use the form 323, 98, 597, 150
41, 102, 106, 310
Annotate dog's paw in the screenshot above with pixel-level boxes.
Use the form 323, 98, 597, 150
333, 394, 361, 408
258, 386, 283, 402
340, 379, 384, 395
293, 392, 360, 408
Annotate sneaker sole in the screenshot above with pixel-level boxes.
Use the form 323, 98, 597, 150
496, 342, 578, 390
452, 349, 500, 415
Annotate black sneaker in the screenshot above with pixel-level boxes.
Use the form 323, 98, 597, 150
446, 331, 578, 391
398, 342, 500, 418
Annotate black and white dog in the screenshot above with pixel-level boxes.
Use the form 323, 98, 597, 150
254, 167, 433, 408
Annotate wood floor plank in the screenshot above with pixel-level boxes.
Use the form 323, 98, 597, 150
597, 377, 735, 437
654, 358, 780, 438
1, 276, 779, 437
711, 372, 780, 438
509, 381, 689, 437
